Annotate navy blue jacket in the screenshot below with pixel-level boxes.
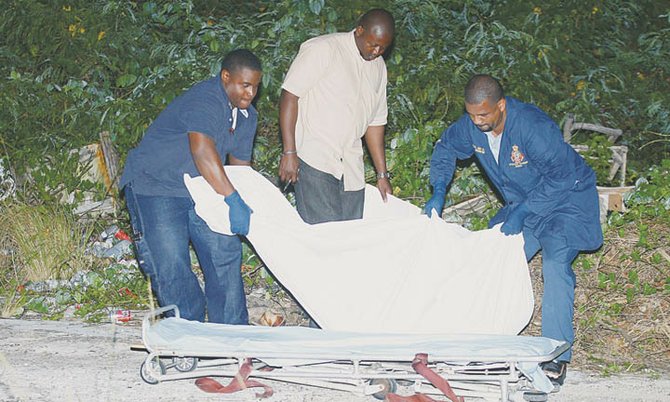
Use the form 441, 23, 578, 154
430, 97, 603, 251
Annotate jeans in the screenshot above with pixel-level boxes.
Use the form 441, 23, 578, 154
124, 183, 248, 324
293, 159, 364, 224
523, 227, 579, 362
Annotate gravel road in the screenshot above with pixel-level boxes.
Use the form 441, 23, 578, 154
1, 317, 668, 402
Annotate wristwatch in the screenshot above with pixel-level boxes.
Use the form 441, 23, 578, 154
376, 171, 391, 180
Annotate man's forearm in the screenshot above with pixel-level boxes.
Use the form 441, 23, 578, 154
189, 132, 234, 196
279, 89, 299, 152
364, 125, 388, 175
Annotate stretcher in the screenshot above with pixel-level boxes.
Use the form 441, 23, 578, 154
138, 305, 567, 401
136, 168, 565, 400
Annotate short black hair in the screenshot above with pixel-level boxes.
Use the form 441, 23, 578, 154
358, 8, 395, 37
464, 74, 504, 104
220, 49, 262, 75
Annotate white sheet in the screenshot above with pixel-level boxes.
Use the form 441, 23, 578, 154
184, 167, 534, 335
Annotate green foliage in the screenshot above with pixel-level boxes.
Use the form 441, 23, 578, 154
17, 264, 149, 321
619, 159, 670, 223
384, 120, 441, 204
596, 200, 669, 303
579, 135, 620, 186
2, 0, 670, 207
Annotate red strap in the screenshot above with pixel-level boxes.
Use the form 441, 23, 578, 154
412, 353, 464, 402
195, 358, 273, 398
385, 353, 464, 402
385, 393, 435, 402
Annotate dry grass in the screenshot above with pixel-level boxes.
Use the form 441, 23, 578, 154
521, 219, 670, 374
0, 250, 27, 318
0, 201, 93, 283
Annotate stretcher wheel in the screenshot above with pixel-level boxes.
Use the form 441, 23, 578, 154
140, 356, 166, 385
369, 378, 397, 400
173, 356, 198, 372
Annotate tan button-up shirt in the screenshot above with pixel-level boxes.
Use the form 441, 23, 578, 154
282, 31, 388, 191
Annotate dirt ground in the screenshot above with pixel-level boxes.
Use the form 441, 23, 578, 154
1, 316, 669, 402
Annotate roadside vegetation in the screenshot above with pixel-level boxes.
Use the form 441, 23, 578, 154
0, 0, 668, 375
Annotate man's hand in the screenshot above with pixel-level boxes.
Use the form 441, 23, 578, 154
376, 177, 392, 202
424, 187, 446, 218
500, 203, 529, 235
225, 191, 252, 236
278, 153, 299, 185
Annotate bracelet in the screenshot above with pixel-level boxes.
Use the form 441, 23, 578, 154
376, 171, 391, 180
282, 150, 297, 155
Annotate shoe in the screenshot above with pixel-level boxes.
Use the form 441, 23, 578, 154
541, 360, 567, 388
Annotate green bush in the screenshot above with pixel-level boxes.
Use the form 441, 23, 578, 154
2, 0, 669, 208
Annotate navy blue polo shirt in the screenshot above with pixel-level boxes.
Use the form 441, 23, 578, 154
119, 76, 257, 197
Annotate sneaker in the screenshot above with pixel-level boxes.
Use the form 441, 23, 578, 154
541, 360, 567, 389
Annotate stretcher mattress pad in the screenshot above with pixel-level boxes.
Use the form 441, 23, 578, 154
147, 316, 563, 363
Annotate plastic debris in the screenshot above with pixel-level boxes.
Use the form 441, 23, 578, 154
102, 239, 132, 260
0, 157, 16, 201
100, 225, 120, 240
25, 279, 69, 293
109, 308, 132, 323
88, 225, 134, 261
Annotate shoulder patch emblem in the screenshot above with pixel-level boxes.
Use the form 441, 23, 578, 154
472, 144, 486, 154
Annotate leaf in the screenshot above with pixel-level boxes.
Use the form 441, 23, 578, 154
308, 0, 324, 15
625, 287, 635, 303
26, 296, 49, 314
642, 283, 656, 296
116, 74, 137, 88
208, 40, 220, 53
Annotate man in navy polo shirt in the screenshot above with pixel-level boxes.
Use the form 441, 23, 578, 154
119, 49, 262, 324
425, 74, 603, 388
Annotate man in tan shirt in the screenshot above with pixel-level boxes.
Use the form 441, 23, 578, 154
278, 9, 395, 224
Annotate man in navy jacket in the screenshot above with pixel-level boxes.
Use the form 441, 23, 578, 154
425, 74, 603, 387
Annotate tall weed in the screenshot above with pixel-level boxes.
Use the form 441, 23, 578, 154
0, 201, 93, 283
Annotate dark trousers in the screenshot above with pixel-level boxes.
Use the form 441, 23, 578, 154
293, 159, 364, 224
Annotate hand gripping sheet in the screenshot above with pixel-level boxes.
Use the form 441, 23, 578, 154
184, 167, 533, 335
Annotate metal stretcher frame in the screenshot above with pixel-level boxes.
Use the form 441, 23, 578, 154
138, 305, 568, 401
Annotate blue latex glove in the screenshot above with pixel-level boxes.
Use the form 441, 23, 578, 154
424, 185, 447, 218
500, 203, 529, 235
224, 191, 252, 236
